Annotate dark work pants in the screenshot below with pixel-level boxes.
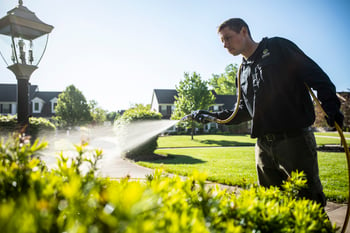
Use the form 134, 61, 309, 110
255, 130, 326, 206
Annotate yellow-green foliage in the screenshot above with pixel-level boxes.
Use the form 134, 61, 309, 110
0, 115, 56, 139
0, 135, 336, 233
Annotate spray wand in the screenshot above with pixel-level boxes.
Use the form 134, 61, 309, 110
181, 65, 243, 124
181, 112, 218, 123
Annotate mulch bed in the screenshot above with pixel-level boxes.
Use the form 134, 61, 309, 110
125, 153, 169, 162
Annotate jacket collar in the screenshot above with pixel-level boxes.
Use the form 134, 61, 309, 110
242, 37, 268, 65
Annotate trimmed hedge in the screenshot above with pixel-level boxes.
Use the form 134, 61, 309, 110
0, 115, 17, 132
0, 115, 56, 139
0, 135, 336, 232
114, 108, 162, 160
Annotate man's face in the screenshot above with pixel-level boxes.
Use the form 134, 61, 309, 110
219, 26, 246, 56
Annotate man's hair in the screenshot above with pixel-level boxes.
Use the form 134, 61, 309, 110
217, 18, 252, 38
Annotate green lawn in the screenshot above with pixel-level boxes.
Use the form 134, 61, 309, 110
157, 133, 350, 148
315, 131, 350, 137
137, 133, 350, 203
314, 132, 350, 145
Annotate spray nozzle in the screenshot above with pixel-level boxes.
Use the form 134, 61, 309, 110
181, 114, 193, 121
181, 113, 217, 123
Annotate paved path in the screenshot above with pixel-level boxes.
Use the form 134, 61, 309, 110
42, 128, 154, 178
326, 203, 349, 233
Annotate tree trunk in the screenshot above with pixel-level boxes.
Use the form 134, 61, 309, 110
191, 120, 194, 140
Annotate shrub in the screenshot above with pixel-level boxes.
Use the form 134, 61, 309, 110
0, 115, 17, 133
0, 115, 56, 140
114, 107, 162, 160
0, 135, 336, 233
28, 117, 56, 138
124, 135, 159, 160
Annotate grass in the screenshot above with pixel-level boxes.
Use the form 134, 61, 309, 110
137, 133, 350, 203
318, 152, 349, 202
315, 131, 350, 137
314, 131, 350, 145
157, 133, 350, 148
143, 147, 256, 186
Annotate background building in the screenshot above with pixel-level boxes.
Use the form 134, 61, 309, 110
0, 83, 61, 118
151, 89, 250, 134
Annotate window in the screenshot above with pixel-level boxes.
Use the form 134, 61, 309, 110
32, 101, 41, 113
34, 102, 39, 111
52, 102, 57, 113
159, 105, 167, 115
50, 98, 58, 114
166, 105, 172, 115
1, 104, 12, 114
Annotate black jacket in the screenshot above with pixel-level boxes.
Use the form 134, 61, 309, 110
216, 37, 340, 138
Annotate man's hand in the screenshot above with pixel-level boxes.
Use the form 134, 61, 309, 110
325, 110, 344, 128
191, 110, 217, 124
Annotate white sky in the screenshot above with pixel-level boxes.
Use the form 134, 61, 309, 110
0, 0, 349, 112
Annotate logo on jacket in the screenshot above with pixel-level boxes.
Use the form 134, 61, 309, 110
262, 49, 270, 59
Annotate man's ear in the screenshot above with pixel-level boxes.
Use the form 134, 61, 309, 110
240, 26, 248, 36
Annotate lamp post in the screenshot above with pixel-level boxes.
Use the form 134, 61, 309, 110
0, 0, 53, 129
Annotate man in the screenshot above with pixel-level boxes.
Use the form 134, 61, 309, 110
192, 18, 343, 206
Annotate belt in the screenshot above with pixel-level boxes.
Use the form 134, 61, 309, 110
261, 128, 309, 142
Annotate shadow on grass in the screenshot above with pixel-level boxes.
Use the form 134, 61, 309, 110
199, 139, 255, 147
143, 154, 206, 165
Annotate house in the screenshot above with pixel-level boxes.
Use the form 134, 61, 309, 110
312, 91, 350, 130
31, 91, 61, 118
151, 89, 178, 119
0, 83, 18, 115
151, 89, 236, 119
337, 92, 350, 130
209, 91, 236, 112
0, 83, 61, 118
150, 89, 248, 133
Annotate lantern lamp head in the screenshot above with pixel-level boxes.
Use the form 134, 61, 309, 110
0, 1, 53, 67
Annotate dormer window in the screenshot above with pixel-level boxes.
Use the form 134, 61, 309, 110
32, 97, 44, 113
50, 97, 58, 113
32, 101, 42, 113
34, 102, 39, 112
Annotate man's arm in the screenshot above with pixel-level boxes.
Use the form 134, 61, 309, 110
280, 38, 343, 127
216, 99, 252, 125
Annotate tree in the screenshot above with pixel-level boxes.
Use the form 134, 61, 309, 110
55, 85, 92, 127
171, 72, 215, 139
106, 111, 120, 123
129, 103, 152, 111
89, 100, 107, 125
209, 64, 238, 95
122, 104, 160, 121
